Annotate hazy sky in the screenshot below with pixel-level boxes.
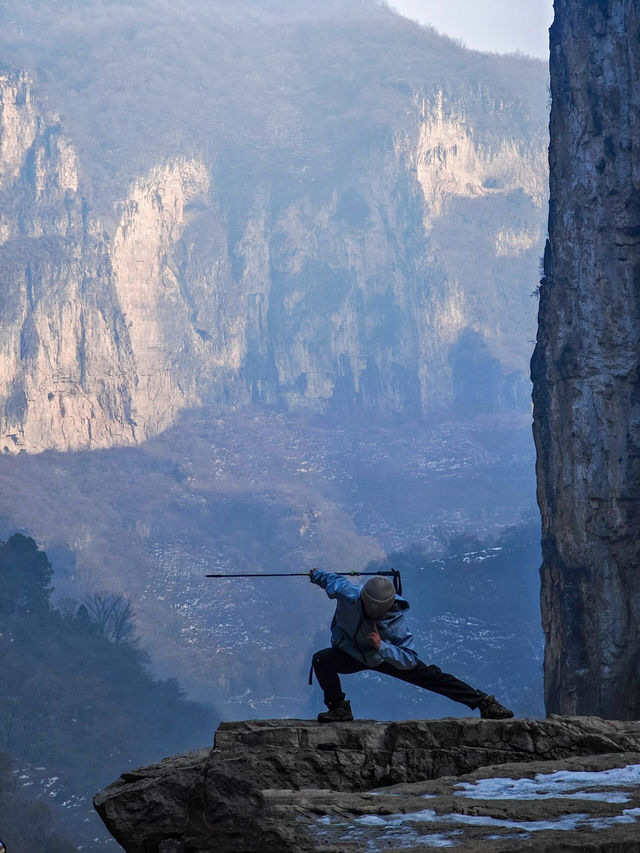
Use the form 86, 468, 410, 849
389, 0, 554, 60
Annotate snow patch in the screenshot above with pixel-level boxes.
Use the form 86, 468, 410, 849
455, 764, 640, 803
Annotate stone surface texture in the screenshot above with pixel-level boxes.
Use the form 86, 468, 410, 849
94, 716, 640, 851
531, 0, 640, 718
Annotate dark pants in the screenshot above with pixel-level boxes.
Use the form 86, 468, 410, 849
312, 646, 485, 710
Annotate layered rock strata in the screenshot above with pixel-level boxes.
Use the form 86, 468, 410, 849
531, 0, 640, 717
94, 716, 640, 852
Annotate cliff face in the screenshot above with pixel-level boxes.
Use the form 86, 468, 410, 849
531, 0, 640, 717
0, 72, 136, 452
0, 60, 547, 453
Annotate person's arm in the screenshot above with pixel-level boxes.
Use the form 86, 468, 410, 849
367, 620, 418, 670
310, 568, 360, 603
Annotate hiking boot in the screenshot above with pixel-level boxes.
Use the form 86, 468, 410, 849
478, 694, 514, 720
317, 700, 354, 723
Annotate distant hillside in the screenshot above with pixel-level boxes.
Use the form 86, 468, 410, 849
0, 0, 548, 453
0, 0, 548, 205
0, 407, 540, 720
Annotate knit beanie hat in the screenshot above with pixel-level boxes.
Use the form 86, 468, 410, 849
360, 576, 396, 619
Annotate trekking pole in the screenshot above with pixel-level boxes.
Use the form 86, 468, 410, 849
205, 568, 403, 594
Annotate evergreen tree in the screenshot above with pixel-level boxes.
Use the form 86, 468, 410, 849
0, 534, 53, 615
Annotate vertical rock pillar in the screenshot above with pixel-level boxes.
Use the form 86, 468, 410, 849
532, 0, 640, 718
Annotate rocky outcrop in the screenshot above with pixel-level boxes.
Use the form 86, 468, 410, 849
413, 92, 546, 231
94, 717, 640, 852
531, 0, 640, 718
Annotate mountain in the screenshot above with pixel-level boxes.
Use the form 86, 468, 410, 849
0, 4, 549, 843
0, 0, 548, 768
0, 0, 548, 453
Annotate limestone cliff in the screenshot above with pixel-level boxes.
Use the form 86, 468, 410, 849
0, 72, 137, 452
531, 0, 640, 718
110, 159, 210, 437
1, 50, 547, 453
0, 71, 212, 452
94, 716, 640, 852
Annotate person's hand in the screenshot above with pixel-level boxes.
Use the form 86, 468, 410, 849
368, 623, 381, 650
309, 567, 319, 581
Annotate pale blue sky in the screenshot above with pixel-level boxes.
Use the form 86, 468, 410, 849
389, 0, 554, 60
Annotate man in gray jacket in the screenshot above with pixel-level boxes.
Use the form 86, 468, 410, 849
310, 568, 513, 722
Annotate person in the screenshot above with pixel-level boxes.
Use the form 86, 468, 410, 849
310, 568, 514, 722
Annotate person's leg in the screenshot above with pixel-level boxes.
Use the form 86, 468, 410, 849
374, 660, 513, 717
376, 660, 486, 709
312, 646, 368, 708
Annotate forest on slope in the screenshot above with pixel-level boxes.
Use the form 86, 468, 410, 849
0, 533, 216, 849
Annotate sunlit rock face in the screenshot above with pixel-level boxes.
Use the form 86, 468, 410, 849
0, 72, 137, 453
110, 160, 210, 437
0, 72, 213, 452
532, 0, 640, 718
0, 54, 547, 454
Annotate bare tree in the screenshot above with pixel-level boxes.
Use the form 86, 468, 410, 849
83, 591, 136, 644
108, 596, 136, 645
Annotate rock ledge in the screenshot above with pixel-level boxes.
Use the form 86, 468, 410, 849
94, 716, 640, 851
